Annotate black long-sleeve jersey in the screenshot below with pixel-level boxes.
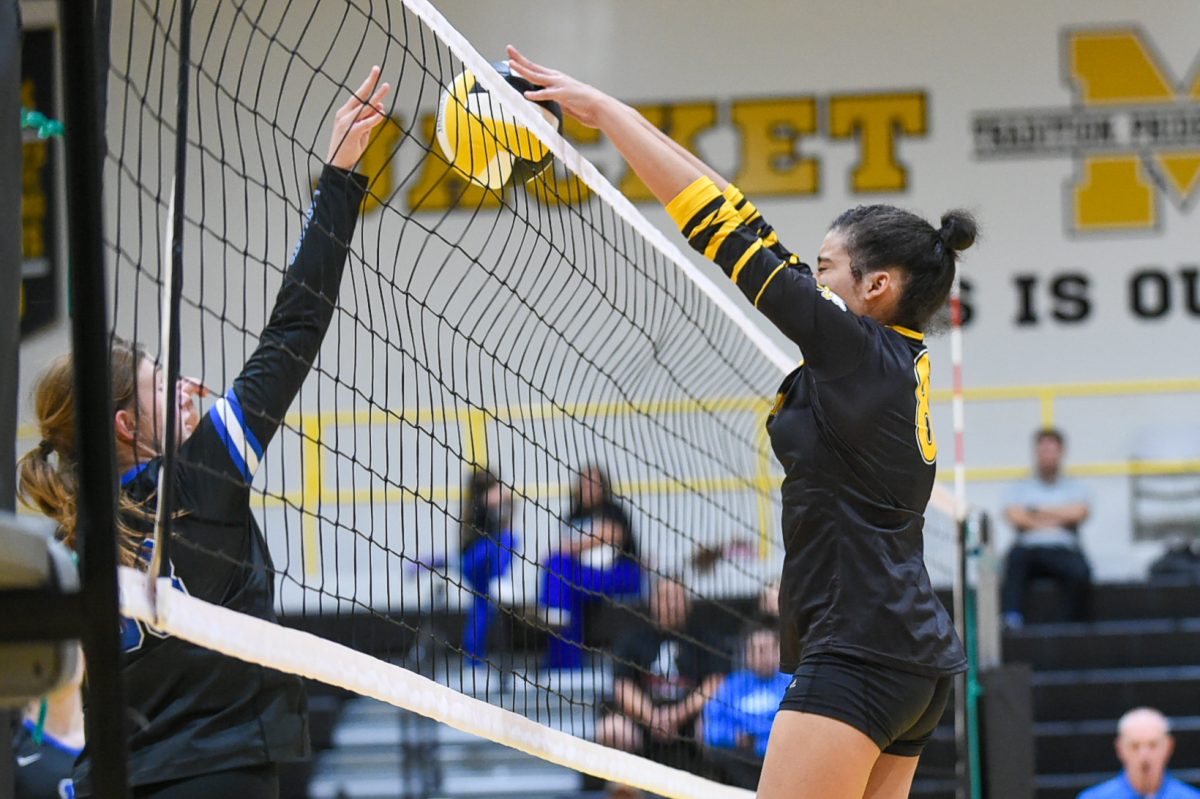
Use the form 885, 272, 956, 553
73, 165, 367, 795
666, 177, 966, 677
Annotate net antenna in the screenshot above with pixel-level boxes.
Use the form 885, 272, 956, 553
147, 0, 193, 599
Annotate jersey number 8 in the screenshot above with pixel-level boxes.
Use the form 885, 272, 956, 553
913, 350, 937, 465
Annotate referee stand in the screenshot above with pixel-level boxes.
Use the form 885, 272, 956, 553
0, 1, 129, 796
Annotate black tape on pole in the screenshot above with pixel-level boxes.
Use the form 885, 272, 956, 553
0, 0, 19, 792
1, 0, 23, 510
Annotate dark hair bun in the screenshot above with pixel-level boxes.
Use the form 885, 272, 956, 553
938, 210, 978, 252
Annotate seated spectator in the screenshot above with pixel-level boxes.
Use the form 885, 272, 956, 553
1078, 707, 1200, 799
1002, 428, 1093, 626
596, 577, 727, 772
541, 466, 642, 669
702, 626, 790, 790
459, 470, 519, 662
565, 465, 635, 545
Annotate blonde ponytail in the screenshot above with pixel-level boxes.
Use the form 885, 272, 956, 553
17, 341, 151, 567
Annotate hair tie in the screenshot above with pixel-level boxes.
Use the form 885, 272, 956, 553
38, 439, 54, 457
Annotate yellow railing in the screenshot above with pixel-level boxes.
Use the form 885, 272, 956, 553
16, 378, 1200, 572
929, 377, 1200, 483
280, 395, 776, 575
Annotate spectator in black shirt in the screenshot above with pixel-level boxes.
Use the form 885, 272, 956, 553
596, 578, 727, 770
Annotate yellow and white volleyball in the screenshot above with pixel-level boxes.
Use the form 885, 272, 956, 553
435, 60, 564, 190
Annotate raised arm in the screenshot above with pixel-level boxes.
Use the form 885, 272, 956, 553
507, 48, 863, 366
508, 45, 702, 204
196, 69, 390, 481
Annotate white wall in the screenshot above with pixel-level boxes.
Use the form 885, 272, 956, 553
17, 0, 1200, 592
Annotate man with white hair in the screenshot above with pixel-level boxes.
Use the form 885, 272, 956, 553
1078, 708, 1200, 798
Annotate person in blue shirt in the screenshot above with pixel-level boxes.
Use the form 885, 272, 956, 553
1002, 428, 1093, 627
702, 627, 792, 789
541, 466, 642, 669
1078, 708, 1200, 799
459, 470, 519, 662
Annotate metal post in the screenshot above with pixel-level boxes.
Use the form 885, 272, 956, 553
57, 0, 128, 795
953, 517, 970, 799
0, 0, 24, 794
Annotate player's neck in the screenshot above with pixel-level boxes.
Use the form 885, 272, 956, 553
27, 687, 86, 749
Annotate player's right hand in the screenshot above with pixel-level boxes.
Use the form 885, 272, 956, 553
506, 45, 614, 129
325, 66, 391, 171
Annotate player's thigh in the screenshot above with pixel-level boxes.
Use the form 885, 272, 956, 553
863, 752, 920, 799
757, 710, 880, 799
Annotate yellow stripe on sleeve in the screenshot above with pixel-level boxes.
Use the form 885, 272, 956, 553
723, 183, 762, 226
702, 214, 744, 261
722, 183, 745, 208
729, 239, 764, 285
665, 176, 722, 232
754, 263, 789, 307
688, 206, 724, 244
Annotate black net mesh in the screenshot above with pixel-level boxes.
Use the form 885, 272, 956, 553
103, 0, 959, 791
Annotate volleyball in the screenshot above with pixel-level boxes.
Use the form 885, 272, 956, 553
435, 60, 564, 190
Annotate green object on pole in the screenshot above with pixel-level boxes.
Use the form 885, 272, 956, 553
966, 587, 983, 799
21, 106, 64, 138
963, 513, 984, 799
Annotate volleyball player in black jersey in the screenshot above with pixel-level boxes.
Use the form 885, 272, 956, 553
505, 47, 971, 798
17, 69, 389, 798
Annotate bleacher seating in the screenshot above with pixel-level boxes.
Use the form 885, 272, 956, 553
293, 580, 1200, 798
1001, 581, 1200, 799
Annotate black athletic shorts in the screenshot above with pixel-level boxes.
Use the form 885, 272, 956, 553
132, 763, 279, 799
779, 652, 953, 757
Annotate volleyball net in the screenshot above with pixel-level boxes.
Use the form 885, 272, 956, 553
102, 0, 965, 795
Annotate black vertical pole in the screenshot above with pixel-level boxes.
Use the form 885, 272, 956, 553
954, 517, 971, 799
156, 0, 191, 579
0, 0, 23, 796
57, 0, 128, 796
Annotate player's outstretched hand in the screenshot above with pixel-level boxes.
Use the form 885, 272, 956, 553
506, 45, 614, 129
326, 66, 391, 171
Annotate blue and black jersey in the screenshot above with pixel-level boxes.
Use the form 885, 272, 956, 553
666, 177, 965, 677
73, 164, 367, 794
12, 718, 79, 798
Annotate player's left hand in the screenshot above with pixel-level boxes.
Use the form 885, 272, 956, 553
506, 45, 614, 129
326, 66, 391, 171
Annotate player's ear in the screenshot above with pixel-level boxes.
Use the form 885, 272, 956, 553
863, 268, 893, 300
114, 407, 137, 443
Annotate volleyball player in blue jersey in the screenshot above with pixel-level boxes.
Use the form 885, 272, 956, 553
17, 69, 389, 799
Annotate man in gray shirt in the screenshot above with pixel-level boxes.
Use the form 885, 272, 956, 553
1002, 428, 1093, 627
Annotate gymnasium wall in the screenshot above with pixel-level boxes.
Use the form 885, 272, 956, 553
16, 0, 1200, 583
